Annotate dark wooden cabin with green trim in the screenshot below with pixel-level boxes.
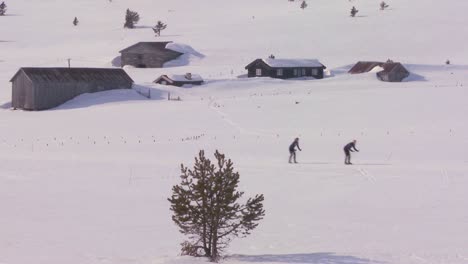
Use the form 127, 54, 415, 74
245, 58, 326, 79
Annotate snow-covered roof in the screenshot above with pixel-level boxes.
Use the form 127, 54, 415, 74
165, 43, 204, 57
262, 58, 325, 68
154, 73, 204, 84
167, 74, 203, 82
119, 42, 182, 54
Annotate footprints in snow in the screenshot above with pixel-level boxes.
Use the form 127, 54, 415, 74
356, 167, 376, 182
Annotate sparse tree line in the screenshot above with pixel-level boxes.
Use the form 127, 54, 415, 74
123, 8, 167, 36
69, 7, 167, 37
286, 0, 390, 14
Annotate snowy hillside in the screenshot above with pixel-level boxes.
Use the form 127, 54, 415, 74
1, 1, 468, 264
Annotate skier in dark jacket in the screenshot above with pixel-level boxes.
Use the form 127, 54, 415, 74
344, 140, 359, 165
289, 137, 302, 163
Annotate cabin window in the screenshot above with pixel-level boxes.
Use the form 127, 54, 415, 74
256, 69, 262, 76
312, 69, 318, 75
137, 54, 143, 60
161, 81, 167, 85
293, 69, 298, 76
277, 69, 283, 76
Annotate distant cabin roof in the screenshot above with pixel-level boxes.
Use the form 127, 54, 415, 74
119, 42, 183, 54
155, 74, 203, 83
380, 62, 409, 74
10, 67, 134, 83
349, 61, 409, 75
246, 58, 326, 69
348, 61, 385, 74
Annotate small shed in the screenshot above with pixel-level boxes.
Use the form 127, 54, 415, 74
245, 58, 326, 79
154, 73, 204, 87
10, 67, 134, 110
119, 42, 183, 68
376, 62, 410, 82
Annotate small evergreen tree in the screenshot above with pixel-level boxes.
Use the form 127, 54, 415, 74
300, 1, 307, 9
124, 8, 139, 29
168, 150, 265, 262
350, 6, 359, 17
446, 59, 451, 65
73, 17, 79, 26
152, 20, 167, 36
269, 54, 276, 59
0, 1, 7, 16
380, 1, 389, 10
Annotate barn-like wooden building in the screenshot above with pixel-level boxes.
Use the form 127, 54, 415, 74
245, 58, 326, 79
376, 62, 410, 82
10, 67, 134, 110
154, 73, 204, 87
349, 60, 410, 82
119, 42, 183, 68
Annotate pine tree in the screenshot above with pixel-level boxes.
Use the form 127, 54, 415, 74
152, 20, 167, 36
300, 1, 307, 9
0, 1, 7, 16
124, 8, 140, 29
73, 17, 79, 26
350, 6, 359, 17
380, 1, 389, 10
168, 150, 265, 262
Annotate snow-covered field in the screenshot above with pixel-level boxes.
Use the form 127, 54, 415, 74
1, 1, 467, 264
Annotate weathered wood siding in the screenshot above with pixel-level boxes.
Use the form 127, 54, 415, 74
377, 69, 409, 82
121, 50, 182, 68
33, 80, 133, 110
12, 71, 35, 110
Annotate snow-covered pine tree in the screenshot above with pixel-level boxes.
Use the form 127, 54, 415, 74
168, 150, 265, 262
300, 1, 308, 9
0, 1, 7, 16
124, 9, 139, 29
152, 20, 167, 36
73, 17, 79, 26
380, 1, 389, 10
350, 6, 359, 17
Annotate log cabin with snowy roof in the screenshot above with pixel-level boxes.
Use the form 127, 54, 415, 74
245, 58, 326, 79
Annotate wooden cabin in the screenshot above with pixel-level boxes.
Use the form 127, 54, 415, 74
376, 62, 410, 82
154, 73, 204, 87
119, 42, 183, 68
10, 67, 133, 110
245, 58, 326, 79
349, 60, 410, 82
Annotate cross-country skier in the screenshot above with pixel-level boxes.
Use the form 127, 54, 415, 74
344, 140, 359, 165
289, 137, 302, 163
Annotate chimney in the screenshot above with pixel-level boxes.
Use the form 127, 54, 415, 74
185, 73, 192, 80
